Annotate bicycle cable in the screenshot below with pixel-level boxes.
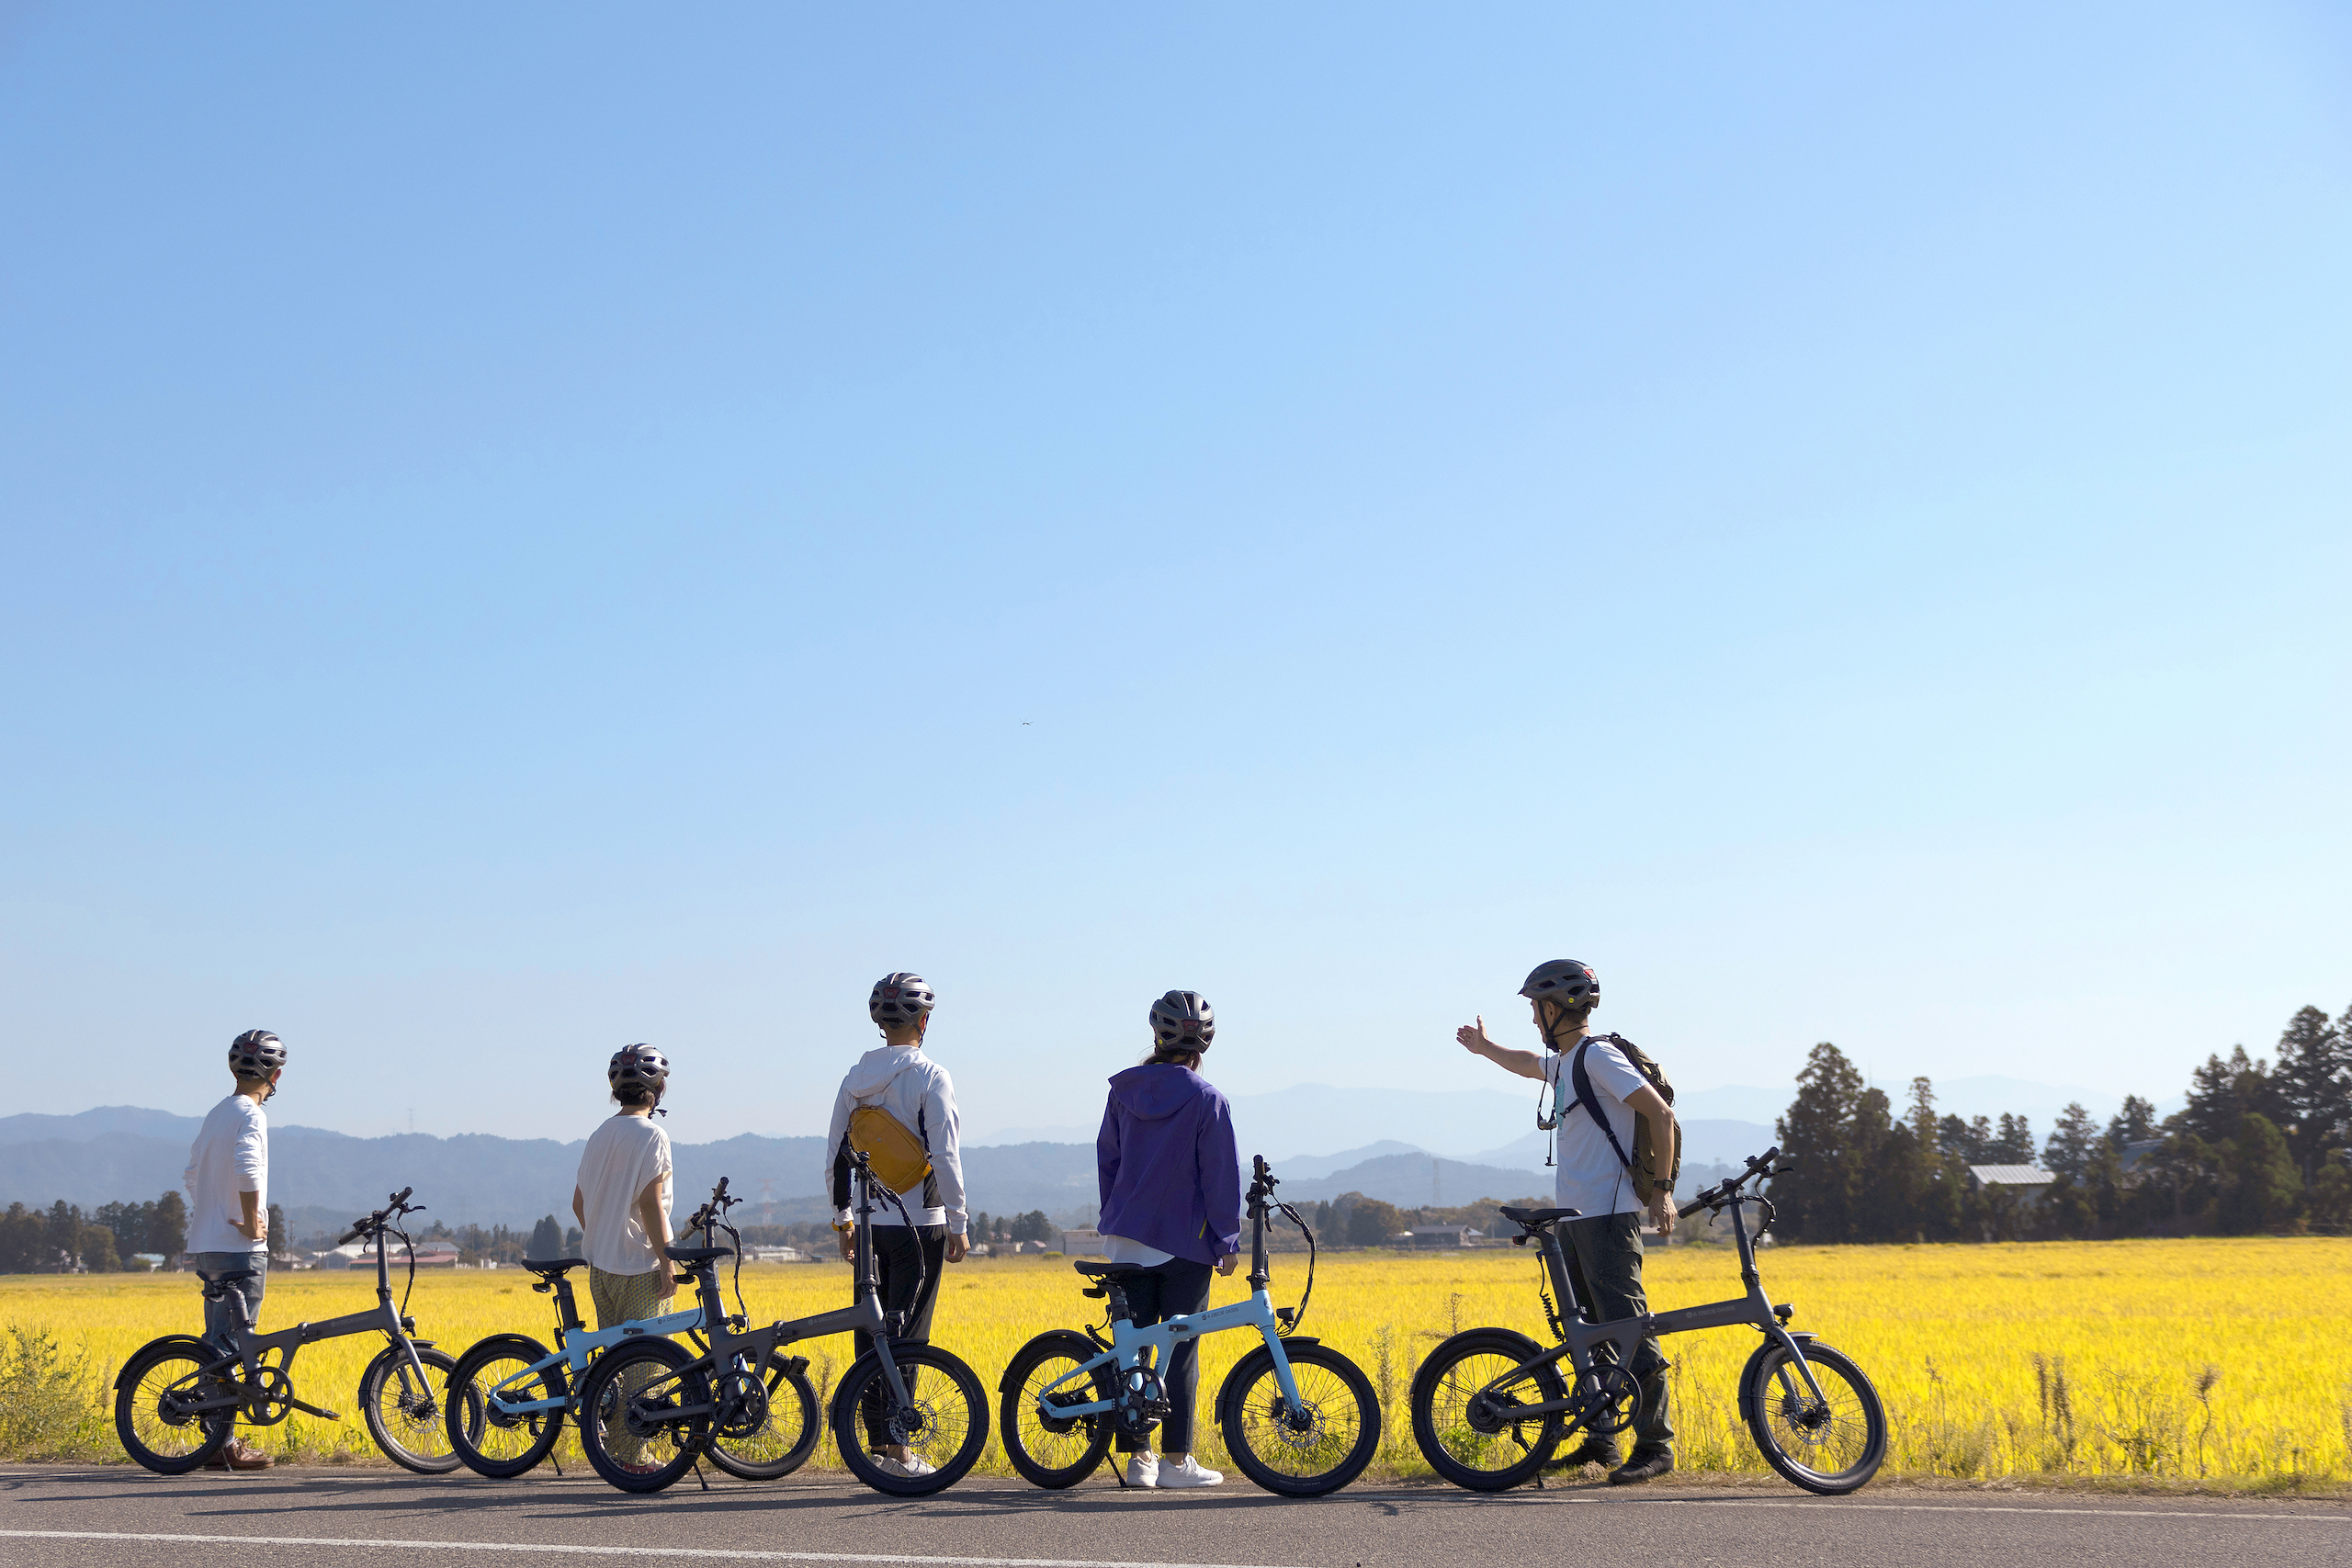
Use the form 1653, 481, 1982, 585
1272, 1193, 1317, 1336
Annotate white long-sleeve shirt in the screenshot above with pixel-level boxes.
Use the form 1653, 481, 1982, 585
825, 1044, 966, 1233
185, 1092, 268, 1256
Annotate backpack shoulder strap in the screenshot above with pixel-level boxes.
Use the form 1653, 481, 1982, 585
1569, 1038, 1638, 1174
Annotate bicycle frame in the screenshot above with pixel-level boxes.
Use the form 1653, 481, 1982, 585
479, 1272, 707, 1418
1029, 1162, 1306, 1428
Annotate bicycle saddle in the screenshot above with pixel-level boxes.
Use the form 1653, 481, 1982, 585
1070, 1260, 1142, 1279
520, 1257, 587, 1277
664, 1244, 731, 1264
196, 1268, 259, 1284
1498, 1205, 1584, 1227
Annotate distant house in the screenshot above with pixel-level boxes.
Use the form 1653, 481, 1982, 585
1966, 1165, 2055, 1206
1395, 1226, 1480, 1249
391, 1241, 461, 1269
743, 1246, 805, 1264
1057, 1228, 1104, 1258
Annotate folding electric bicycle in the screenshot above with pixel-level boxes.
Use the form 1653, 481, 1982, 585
999, 1156, 1381, 1496
571, 1155, 989, 1496
114, 1187, 469, 1474
443, 1178, 820, 1482
1408, 1147, 1888, 1495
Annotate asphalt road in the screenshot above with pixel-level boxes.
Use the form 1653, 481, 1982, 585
2, 1464, 2346, 1568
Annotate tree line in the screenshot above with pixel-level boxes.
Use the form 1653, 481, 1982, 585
0, 1192, 195, 1273
1770, 1000, 2352, 1243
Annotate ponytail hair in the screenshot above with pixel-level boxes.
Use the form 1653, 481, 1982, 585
1141, 1044, 1203, 1071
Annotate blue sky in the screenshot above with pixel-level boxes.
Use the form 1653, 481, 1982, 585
3, 5, 2346, 1148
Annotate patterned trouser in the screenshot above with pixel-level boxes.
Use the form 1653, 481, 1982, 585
588, 1267, 672, 1467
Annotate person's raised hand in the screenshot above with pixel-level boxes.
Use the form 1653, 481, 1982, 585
1216, 1253, 1238, 1277
1455, 1016, 1494, 1055
945, 1234, 967, 1264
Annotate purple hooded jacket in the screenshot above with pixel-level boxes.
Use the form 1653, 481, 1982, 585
1095, 1064, 1242, 1266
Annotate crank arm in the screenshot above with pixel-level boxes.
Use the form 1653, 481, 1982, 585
286, 1396, 342, 1421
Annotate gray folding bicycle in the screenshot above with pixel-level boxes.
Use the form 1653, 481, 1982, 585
114, 1187, 470, 1474
1409, 1148, 1887, 1495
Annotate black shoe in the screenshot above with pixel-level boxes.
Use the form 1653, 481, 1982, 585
1559, 1436, 1621, 1471
1608, 1449, 1673, 1485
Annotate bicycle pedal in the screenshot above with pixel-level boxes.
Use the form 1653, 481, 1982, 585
290, 1400, 342, 1421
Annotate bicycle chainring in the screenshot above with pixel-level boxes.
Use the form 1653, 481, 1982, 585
1112, 1365, 1170, 1443
242, 1365, 295, 1426
714, 1370, 771, 1441
1572, 1360, 1643, 1438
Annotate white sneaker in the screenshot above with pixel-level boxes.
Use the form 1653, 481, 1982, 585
1153, 1455, 1224, 1488
1123, 1452, 1159, 1488
873, 1452, 938, 1480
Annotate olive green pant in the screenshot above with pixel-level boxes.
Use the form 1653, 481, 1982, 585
588, 1267, 673, 1466
1559, 1212, 1674, 1457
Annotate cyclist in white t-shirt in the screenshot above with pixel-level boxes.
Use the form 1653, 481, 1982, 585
1456, 959, 1679, 1484
572, 1045, 676, 1330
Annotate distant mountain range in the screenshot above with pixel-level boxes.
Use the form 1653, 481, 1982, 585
2, 1069, 2167, 1238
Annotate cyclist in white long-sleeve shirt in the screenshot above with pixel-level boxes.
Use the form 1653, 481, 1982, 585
182, 1029, 287, 1472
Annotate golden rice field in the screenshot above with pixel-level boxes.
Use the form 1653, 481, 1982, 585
5, 1235, 2348, 1487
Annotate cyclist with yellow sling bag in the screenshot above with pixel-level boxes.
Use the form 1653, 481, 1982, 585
822, 971, 968, 1479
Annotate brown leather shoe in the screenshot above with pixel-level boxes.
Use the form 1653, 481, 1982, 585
204, 1438, 274, 1472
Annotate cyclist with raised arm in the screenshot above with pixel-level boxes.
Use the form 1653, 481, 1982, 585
824, 972, 967, 1480
183, 1029, 286, 1472
1456, 960, 1679, 1484
1092, 989, 1243, 1489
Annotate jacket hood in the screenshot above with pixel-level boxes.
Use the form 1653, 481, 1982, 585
844, 1044, 923, 1100
1107, 1063, 1209, 1121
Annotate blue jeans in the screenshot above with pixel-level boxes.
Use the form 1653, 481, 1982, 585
191, 1251, 267, 1356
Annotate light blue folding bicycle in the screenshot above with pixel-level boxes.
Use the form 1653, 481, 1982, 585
998, 1156, 1380, 1495
442, 1179, 819, 1482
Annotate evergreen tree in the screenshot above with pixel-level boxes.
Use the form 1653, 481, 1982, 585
78, 1224, 121, 1272
152, 1191, 187, 1258
45, 1201, 81, 1271
526, 1215, 563, 1258
2106, 1095, 2159, 1149
2219, 1111, 2301, 1234
267, 1203, 289, 1260
1773, 1043, 1862, 1242
2273, 1004, 2351, 1184
2043, 1103, 2098, 1179
1989, 1113, 2036, 1165
563, 1224, 583, 1254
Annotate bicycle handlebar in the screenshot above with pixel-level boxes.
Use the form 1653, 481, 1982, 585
336, 1187, 422, 1247
1676, 1147, 1792, 1219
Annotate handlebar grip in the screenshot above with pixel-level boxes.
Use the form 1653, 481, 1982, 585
390, 1187, 413, 1205
335, 1227, 362, 1247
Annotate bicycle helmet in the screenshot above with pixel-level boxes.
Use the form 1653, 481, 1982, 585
869, 972, 936, 1029
228, 1030, 287, 1077
1519, 960, 1599, 1008
1149, 990, 1215, 1050
608, 1043, 670, 1096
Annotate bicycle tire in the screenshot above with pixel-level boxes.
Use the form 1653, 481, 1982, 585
575, 1337, 711, 1494
1408, 1328, 1567, 1492
115, 1337, 234, 1474
360, 1344, 470, 1474
1739, 1338, 1887, 1495
445, 1334, 568, 1480
1217, 1339, 1381, 1496
706, 1348, 822, 1482
830, 1342, 989, 1496
998, 1331, 1114, 1489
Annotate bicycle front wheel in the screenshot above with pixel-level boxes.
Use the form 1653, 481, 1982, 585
360, 1344, 469, 1473
831, 1342, 989, 1496
576, 1337, 711, 1494
706, 1348, 821, 1482
1218, 1340, 1381, 1496
115, 1337, 233, 1474
446, 1334, 568, 1480
999, 1331, 1114, 1489
1740, 1338, 1887, 1495
1409, 1328, 1566, 1492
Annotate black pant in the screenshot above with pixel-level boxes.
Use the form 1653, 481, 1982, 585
1559, 1212, 1674, 1455
1109, 1257, 1214, 1455
854, 1224, 947, 1449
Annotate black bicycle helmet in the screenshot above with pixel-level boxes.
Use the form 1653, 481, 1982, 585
608, 1043, 671, 1096
228, 1030, 287, 1077
1149, 990, 1215, 1050
869, 972, 937, 1029
1519, 960, 1599, 1008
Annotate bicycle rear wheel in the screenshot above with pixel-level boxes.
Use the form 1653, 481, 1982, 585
831, 1342, 989, 1496
1409, 1328, 1566, 1492
999, 1331, 1114, 1489
361, 1344, 470, 1473
1740, 1339, 1887, 1495
1218, 1340, 1381, 1496
576, 1337, 711, 1494
446, 1335, 567, 1479
707, 1348, 821, 1482
115, 1338, 233, 1474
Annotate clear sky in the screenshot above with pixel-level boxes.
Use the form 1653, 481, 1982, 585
3, 5, 2346, 1149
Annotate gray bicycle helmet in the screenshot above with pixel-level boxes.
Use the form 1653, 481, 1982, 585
1520, 960, 1599, 1008
869, 972, 936, 1029
228, 1030, 287, 1077
608, 1043, 671, 1096
1149, 990, 1215, 1050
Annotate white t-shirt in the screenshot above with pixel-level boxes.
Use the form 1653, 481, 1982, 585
1102, 1235, 1175, 1267
1542, 1037, 1649, 1220
575, 1113, 673, 1274
184, 1092, 269, 1256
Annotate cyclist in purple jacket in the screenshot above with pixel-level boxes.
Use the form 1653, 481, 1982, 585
1093, 989, 1242, 1489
